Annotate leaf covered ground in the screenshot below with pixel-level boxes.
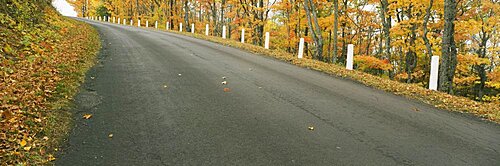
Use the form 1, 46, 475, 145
163, 28, 500, 123
1, 1, 100, 164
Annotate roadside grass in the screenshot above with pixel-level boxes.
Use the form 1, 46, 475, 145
0, 4, 100, 165
136, 26, 500, 123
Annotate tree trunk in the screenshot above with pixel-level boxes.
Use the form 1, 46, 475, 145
438, 0, 458, 94
332, 0, 339, 63
221, 0, 226, 35
340, 0, 348, 64
303, 0, 324, 61
183, 0, 189, 32
423, 0, 434, 58
380, 0, 392, 79
405, 7, 417, 83
422, 0, 434, 87
475, 27, 491, 101
211, 1, 217, 35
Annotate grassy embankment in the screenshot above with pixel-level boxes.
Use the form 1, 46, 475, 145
1, 1, 100, 164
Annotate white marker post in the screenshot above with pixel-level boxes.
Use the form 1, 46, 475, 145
166, 22, 170, 30
241, 28, 245, 43
346, 44, 354, 70
130, 19, 133, 26
155, 21, 158, 29
222, 25, 227, 39
298, 38, 305, 58
138, 20, 141, 27
205, 24, 209, 36
265, 32, 270, 49
180, 23, 183, 32
108, 16, 110, 22
146, 20, 149, 28
99, 16, 101, 21
113, 17, 115, 23
191, 23, 195, 33
429, 56, 440, 90
118, 18, 121, 24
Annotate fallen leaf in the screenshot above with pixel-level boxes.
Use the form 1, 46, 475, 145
48, 154, 56, 161
1, 110, 12, 119
221, 81, 227, 85
308, 126, 315, 131
413, 108, 420, 112
43, 136, 49, 141
178, 74, 182, 76
108, 133, 113, 138
83, 114, 92, 119
222, 76, 227, 79
223, 88, 231, 92
24, 146, 32, 151
163, 85, 168, 88
20, 139, 27, 147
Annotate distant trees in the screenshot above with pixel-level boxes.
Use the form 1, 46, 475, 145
69, 0, 500, 102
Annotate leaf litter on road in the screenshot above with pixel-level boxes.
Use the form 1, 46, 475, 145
83, 114, 93, 119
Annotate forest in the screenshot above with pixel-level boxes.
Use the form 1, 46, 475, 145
70, 0, 500, 103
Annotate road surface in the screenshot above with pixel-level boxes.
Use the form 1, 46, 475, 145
57, 18, 500, 165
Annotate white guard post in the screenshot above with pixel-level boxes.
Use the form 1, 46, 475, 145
241, 28, 245, 43
265, 32, 270, 49
346, 44, 354, 70
298, 38, 304, 58
205, 24, 209, 36
222, 26, 226, 39
429, 56, 440, 90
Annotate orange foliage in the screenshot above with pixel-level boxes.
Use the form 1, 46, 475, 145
354, 55, 393, 72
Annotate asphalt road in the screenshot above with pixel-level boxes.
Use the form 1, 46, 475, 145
57, 18, 500, 165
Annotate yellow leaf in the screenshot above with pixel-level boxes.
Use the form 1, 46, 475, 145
20, 139, 27, 147
48, 154, 56, 161
82, 114, 92, 119
24, 146, 32, 151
